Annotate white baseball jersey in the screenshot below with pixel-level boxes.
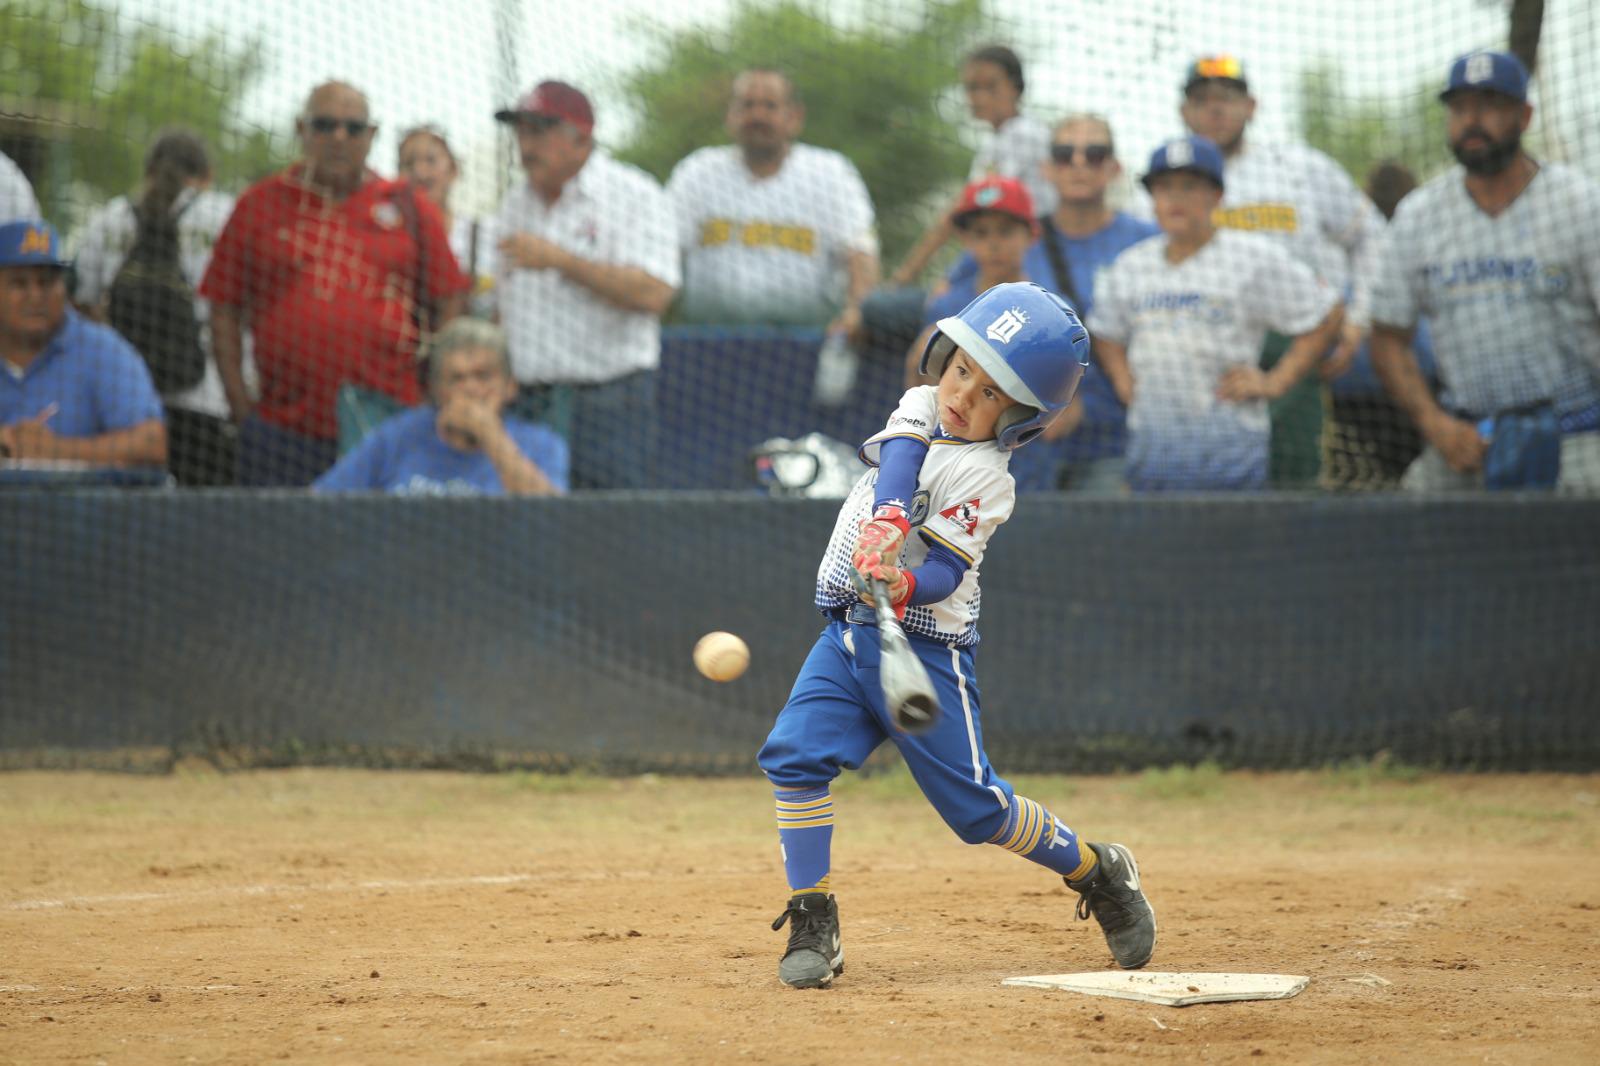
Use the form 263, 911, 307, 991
815, 386, 1015, 646
668, 144, 878, 325
1371, 163, 1600, 425
69, 188, 255, 418
970, 113, 1058, 217
494, 151, 680, 385
1213, 141, 1382, 326
1090, 229, 1336, 489
0, 150, 39, 223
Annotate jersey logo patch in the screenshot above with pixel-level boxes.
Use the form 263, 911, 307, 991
985, 307, 1028, 344
910, 490, 931, 528
939, 497, 981, 536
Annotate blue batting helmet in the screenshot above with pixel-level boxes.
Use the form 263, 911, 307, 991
918, 282, 1090, 451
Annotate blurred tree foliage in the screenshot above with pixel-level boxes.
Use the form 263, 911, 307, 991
0, 0, 287, 225
614, 0, 990, 267
1299, 62, 1451, 189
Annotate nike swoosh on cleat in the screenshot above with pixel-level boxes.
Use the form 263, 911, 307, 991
1112, 844, 1141, 892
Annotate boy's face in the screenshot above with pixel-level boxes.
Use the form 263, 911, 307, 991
962, 60, 1018, 126
1148, 171, 1222, 241
937, 348, 1016, 441
957, 211, 1033, 278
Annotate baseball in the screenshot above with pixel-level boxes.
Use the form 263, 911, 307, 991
694, 631, 749, 682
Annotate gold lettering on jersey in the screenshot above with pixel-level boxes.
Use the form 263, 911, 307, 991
1212, 203, 1299, 232
698, 218, 816, 255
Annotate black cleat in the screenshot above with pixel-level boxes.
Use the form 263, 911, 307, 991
1066, 842, 1157, 970
770, 892, 844, 988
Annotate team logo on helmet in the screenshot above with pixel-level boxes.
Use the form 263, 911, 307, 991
985, 307, 1028, 344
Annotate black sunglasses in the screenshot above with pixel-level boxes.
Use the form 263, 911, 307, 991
1050, 143, 1113, 166
307, 116, 374, 136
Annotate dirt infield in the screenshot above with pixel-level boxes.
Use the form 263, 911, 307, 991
2, 766, 1597, 1065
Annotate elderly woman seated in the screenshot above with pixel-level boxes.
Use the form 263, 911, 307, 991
313, 318, 567, 496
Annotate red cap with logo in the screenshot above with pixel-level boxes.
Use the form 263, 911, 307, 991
495, 81, 594, 136
952, 176, 1038, 234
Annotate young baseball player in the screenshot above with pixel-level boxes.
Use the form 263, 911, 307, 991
759, 282, 1157, 989
1091, 136, 1338, 491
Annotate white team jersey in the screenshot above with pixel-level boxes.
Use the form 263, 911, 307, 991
69, 189, 256, 418
814, 386, 1015, 646
668, 144, 878, 326
1371, 163, 1600, 423
1213, 141, 1382, 325
0, 150, 40, 223
494, 151, 680, 385
970, 113, 1058, 217
1090, 230, 1335, 488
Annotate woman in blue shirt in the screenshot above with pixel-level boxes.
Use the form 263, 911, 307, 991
314, 318, 568, 496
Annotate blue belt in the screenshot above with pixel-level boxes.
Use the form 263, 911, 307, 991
827, 603, 879, 626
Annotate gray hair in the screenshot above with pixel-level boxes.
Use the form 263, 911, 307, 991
426, 317, 513, 386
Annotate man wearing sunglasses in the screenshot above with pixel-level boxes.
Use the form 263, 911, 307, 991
942, 115, 1159, 492
201, 81, 469, 486
1179, 55, 1384, 488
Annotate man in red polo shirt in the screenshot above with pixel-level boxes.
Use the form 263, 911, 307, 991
202, 80, 468, 485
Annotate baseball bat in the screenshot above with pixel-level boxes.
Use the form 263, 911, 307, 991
851, 568, 941, 734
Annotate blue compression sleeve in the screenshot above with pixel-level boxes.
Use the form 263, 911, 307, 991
873, 436, 928, 512
906, 540, 968, 606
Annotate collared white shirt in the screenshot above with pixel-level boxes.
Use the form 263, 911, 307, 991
668, 143, 878, 325
494, 151, 680, 385
970, 113, 1058, 217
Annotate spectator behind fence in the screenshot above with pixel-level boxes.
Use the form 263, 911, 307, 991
946, 115, 1160, 491
0, 149, 41, 223
669, 68, 880, 332
71, 129, 249, 486
314, 317, 567, 496
0, 221, 166, 467
1371, 51, 1600, 493
890, 45, 1056, 287
1179, 55, 1383, 487
398, 124, 496, 318
200, 81, 468, 487
493, 80, 679, 490
1090, 137, 1339, 492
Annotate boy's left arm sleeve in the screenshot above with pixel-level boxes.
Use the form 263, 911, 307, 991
905, 541, 968, 605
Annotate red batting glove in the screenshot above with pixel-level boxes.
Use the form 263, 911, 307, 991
852, 504, 910, 573
860, 562, 916, 620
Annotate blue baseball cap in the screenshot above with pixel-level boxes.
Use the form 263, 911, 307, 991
0, 220, 68, 268
1141, 135, 1225, 191
1440, 51, 1529, 103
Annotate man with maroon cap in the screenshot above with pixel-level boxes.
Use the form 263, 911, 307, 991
201, 81, 469, 486
493, 80, 679, 491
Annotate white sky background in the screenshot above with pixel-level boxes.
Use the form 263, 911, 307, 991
115, 0, 1598, 217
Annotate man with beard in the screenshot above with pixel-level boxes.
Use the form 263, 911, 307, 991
668, 69, 879, 330
493, 80, 679, 490
1371, 51, 1600, 492
1179, 55, 1385, 487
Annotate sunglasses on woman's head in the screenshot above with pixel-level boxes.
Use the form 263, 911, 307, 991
307, 116, 374, 136
1050, 143, 1112, 166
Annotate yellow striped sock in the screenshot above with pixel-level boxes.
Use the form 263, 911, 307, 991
791, 875, 831, 898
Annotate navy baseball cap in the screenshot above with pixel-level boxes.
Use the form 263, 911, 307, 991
1183, 54, 1248, 94
1141, 135, 1225, 191
1440, 51, 1529, 103
0, 220, 67, 268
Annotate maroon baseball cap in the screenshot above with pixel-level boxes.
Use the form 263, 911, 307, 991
952, 176, 1038, 234
495, 81, 594, 135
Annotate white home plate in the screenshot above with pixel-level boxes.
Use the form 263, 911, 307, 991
1003, 971, 1308, 1007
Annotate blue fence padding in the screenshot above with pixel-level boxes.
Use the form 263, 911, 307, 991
2, 494, 1597, 771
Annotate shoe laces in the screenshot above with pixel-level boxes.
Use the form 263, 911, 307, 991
1072, 870, 1139, 932
771, 897, 832, 956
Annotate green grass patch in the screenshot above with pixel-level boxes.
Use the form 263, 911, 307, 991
1131, 760, 1226, 800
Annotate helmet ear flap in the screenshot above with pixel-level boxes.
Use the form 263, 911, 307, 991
920, 332, 957, 381
994, 404, 1041, 451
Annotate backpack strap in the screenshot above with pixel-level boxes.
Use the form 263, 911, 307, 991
1038, 215, 1084, 313
393, 185, 432, 339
